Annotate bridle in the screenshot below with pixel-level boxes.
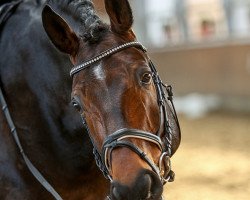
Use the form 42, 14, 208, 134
70, 41, 180, 185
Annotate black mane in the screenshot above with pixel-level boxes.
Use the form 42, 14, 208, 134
46, 0, 108, 42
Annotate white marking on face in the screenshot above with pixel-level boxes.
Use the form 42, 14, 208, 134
93, 63, 106, 80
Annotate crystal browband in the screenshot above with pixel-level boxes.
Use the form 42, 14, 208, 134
70, 41, 147, 77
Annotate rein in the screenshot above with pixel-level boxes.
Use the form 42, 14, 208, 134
0, 85, 63, 200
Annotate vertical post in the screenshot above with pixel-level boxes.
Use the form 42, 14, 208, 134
175, 0, 189, 42
130, 0, 148, 45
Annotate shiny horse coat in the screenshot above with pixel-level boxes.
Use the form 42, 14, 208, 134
0, 0, 181, 199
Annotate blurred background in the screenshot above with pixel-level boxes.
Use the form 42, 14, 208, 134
94, 0, 250, 199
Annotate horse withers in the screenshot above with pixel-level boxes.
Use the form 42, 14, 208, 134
0, 0, 181, 199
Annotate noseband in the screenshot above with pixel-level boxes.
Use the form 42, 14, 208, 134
71, 41, 180, 185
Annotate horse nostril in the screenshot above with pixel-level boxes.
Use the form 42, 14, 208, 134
144, 171, 163, 200
111, 182, 128, 200
112, 186, 120, 200
144, 174, 153, 198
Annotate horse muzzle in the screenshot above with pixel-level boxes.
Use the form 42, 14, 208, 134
109, 169, 163, 200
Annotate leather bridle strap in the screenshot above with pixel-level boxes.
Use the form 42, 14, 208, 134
149, 60, 175, 156
106, 140, 160, 174
70, 41, 147, 77
0, 86, 63, 200
102, 128, 164, 181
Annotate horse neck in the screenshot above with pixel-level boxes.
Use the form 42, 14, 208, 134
0, 6, 96, 181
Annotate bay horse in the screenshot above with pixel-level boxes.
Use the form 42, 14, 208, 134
0, 0, 181, 199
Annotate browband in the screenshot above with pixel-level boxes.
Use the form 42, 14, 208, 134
70, 41, 147, 77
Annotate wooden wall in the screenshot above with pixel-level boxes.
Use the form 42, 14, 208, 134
149, 43, 250, 98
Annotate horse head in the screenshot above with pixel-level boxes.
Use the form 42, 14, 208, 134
42, 0, 181, 199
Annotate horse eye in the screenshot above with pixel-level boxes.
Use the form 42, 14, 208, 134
71, 98, 82, 113
141, 72, 152, 84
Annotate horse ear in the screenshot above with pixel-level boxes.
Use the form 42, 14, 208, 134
104, 0, 133, 34
42, 5, 79, 56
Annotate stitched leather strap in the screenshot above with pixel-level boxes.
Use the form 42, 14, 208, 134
102, 128, 164, 179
